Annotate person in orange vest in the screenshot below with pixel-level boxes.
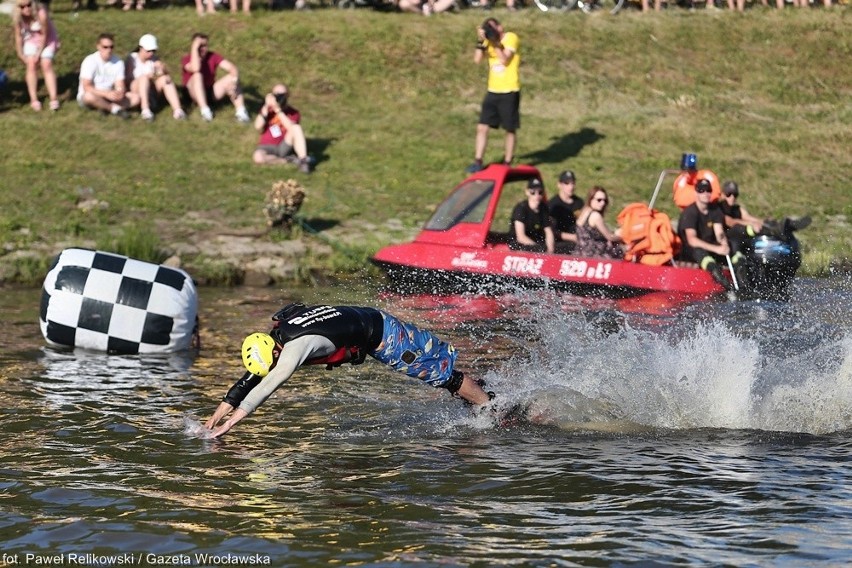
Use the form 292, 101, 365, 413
673, 153, 721, 209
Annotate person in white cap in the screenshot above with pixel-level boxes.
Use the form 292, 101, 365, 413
126, 34, 186, 121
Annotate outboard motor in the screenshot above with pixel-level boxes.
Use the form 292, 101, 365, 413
746, 232, 802, 300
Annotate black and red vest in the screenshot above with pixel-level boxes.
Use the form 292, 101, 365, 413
270, 304, 384, 368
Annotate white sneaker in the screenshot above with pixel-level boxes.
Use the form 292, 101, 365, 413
235, 107, 250, 123
141, 109, 154, 122
173, 109, 187, 120
200, 107, 213, 122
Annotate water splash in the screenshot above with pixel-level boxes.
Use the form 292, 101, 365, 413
183, 415, 215, 439
481, 306, 852, 435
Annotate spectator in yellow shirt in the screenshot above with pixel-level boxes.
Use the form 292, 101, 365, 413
466, 18, 520, 174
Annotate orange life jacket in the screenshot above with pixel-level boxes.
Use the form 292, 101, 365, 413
673, 169, 721, 209
617, 203, 678, 266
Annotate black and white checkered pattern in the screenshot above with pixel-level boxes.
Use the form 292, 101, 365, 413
40, 248, 198, 354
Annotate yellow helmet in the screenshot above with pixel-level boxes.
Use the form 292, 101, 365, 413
241, 333, 276, 377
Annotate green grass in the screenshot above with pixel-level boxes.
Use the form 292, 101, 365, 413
1, 6, 850, 284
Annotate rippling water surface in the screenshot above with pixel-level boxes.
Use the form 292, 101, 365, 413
1, 277, 851, 566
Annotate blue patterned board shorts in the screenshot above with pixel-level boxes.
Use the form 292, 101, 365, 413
370, 311, 457, 388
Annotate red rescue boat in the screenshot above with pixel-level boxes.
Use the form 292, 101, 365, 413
371, 164, 724, 300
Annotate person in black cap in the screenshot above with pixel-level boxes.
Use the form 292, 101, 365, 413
548, 170, 584, 254
720, 181, 764, 236
508, 178, 554, 253
721, 180, 811, 250
677, 178, 747, 292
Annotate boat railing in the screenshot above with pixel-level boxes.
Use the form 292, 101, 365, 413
648, 169, 681, 212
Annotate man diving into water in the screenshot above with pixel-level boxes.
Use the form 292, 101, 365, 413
203, 303, 497, 438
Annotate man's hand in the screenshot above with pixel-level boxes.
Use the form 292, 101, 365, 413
105, 89, 124, 103
264, 93, 281, 114
209, 408, 249, 439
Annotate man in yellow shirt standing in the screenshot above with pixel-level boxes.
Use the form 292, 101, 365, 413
466, 18, 521, 174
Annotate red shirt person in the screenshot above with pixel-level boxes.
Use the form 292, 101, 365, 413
252, 84, 313, 173
181, 32, 249, 123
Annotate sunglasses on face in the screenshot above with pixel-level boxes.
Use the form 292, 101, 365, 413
528, 189, 543, 195
695, 186, 712, 194
593, 197, 608, 203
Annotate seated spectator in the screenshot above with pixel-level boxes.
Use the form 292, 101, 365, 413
252, 83, 312, 174
396, 0, 456, 14
181, 33, 249, 123
677, 178, 746, 292
509, 179, 554, 254
77, 33, 138, 118
126, 34, 186, 122
195, 0, 251, 14
194, 0, 213, 15
12, 0, 60, 112
231, 0, 251, 12
548, 170, 583, 254
575, 186, 624, 260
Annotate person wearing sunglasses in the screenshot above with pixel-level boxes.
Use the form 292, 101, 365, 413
721, 180, 811, 257
676, 178, 746, 292
548, 170, 584, 254
12, 0, 60, 112
719, 180, 765, 255
77, 33, 136, 118
575, 186, 624, 260
509, 178, 555, 254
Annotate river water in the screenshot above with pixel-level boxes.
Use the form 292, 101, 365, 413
1, 277, 851, 566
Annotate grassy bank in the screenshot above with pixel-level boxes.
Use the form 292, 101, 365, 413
1, 6, 850, 285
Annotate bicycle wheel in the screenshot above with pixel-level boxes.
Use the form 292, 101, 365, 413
599, 0, 625, 13
577, 0, 624, 13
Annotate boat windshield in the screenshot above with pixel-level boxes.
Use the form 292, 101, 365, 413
424, 180, 494, 231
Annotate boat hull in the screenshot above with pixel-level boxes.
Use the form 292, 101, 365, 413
372, 241, 722, 299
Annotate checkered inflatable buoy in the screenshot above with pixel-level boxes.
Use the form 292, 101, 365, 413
39, 248, 198, 354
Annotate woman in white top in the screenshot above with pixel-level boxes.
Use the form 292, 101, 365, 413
12, 0, 60, 111
126, 34, 186, 121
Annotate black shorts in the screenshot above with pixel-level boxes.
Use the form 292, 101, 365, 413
479, 91, 520, 131
679, 242, 723, 266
